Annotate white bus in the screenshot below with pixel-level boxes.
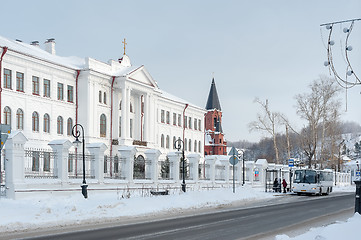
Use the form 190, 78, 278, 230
292, 169, 334, 195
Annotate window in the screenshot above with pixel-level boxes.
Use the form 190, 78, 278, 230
3, 69, 11, 89
67, 118, 73, 136
194, 119, 197, 130
166, 135, 170, 149
178, 114, 181, 126
32, 111, 39, 131
16, 108, 23, 130
189, 139, 192, 152
3, 106, 11, 127
184, 116, 187, 128
194, 140, 197, 153
100, 114, 106, 137
67, 85, 74, 102
184, 138, 187, 151
103, 92, 106, 104
57, 83, 64, 100
161, 134, 164, 148
198, 119, 201, 131
166, 111, 170, 124
57, 116, 63, 134
189, 117, 192, 129
198, 141, 201, 152
161, 110, 165, 123
16, 72, 24, 92
119, 116, 122, 137
130, 103, 133, 113
43, 114, 50, 133
43, 79, 51, 97
130, 119, 133, 138
43, 152, 50, 172
214, 117, 217, 128
99, 91, 102, 103
114, 155, 119, 173
173, 136, 176, 149
173, 113, 177, 125
119, 100, 122, 110
32, 76, 39, 95
104, 156, 108, 173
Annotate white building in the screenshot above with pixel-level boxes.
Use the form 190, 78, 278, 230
0, 36, 205, 161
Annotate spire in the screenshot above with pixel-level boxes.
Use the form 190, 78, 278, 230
205, 78, 221, 111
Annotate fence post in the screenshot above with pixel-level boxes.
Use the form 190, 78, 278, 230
205, 155, 216, 185
145, 149, 161, 183
87, 143, 107, 184
48, 139, 72, 184
187, 154, 200, 183
4, 131, 27, 199
168, 152, 181, 182
118, 146, 137, 183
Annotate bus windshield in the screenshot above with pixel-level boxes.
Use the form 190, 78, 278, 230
293, 170, 317, 184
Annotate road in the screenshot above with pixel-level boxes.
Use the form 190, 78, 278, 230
20, 192, 354, 240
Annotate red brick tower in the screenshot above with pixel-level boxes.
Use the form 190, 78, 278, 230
204, 78, 227, 155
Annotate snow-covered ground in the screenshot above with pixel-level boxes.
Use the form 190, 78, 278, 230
0, 185, 357, 239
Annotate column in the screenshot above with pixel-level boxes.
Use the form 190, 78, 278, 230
187, 154, 200, 182
4, 131, 27, 199
143, 93, 149, 142
168, 152, 181, 182
118, 146, 137, 182
121, 85, 127, 139
87, 143, 107, 183
205, 155, 216, 184
145, 149, 161, 182
48, 139, 72, 183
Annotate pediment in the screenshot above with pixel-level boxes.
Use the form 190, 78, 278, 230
127, 66, 158, 88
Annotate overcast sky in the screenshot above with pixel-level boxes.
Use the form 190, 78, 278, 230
2, 1, 361, 142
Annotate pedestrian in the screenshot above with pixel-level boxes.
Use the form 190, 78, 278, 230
282, 179, 287, 193
273, 178, 279, 192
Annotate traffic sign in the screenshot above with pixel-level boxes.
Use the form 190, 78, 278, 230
356, 171, 361, 177
229, 156, 239, 165
228, 147, 238, 156
0, 124, 10, 150
288, 159, 294, 167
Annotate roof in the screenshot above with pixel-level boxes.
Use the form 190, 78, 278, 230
205, 78, 221, 111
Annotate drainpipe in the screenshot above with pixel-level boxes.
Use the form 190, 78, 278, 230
0, 47, 8, 123
182, 104, 189, 144
110, 76, 116, 177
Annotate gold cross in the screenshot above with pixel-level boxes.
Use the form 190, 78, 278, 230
122, 38, 127, 55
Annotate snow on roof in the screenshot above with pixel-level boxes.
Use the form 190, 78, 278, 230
0, 35, 85, 69
159, 90, 205, 111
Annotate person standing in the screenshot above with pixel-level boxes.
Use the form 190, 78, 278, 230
282, 179, 287, 193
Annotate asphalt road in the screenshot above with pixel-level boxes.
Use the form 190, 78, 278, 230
25, 193, 354, 240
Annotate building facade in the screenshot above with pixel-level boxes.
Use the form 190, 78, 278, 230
0, 36, 205, 162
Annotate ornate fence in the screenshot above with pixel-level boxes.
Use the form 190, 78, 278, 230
68, 152, 95, 179
104, 155, 124, 179
24, 148, 57, 178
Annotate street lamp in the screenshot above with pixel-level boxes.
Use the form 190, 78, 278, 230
72, 123, 88, 198
239, 150, 246, 186
174, 137, 186, 192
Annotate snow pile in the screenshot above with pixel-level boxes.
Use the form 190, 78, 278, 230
275, 214, 361, 240
0, 185, 272, 232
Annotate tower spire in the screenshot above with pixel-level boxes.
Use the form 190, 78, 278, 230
205, 78, 221, 111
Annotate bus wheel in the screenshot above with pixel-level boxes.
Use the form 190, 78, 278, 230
297, 192, 301, 196
319, 188, 322, 196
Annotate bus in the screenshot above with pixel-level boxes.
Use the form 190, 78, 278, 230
292, 169, 334, 195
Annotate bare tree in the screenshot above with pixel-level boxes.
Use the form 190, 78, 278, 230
295, 76, 341, 168
249, 98, 281, 164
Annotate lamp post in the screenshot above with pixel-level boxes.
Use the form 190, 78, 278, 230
239, 150, 245, 186
174, 137, 186, 192
72, 123, 88, 198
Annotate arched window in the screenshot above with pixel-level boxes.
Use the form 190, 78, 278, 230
184, 138, 187, 151
103, 92, 107, 104
189, 139, 192, 152
67, 118, 73, 136
166, 135, 170, 149
43, 114, 50, 133
173, 136, 176, 149
198, 141, 201, 153
16, 108, 23, 130
57, 116, 63, 134
130, 102, 133, 113
161, 134, 164, 148
99, 91, 102, 103
119, 100, 122, 110
3, 106, 11, 127
100, 114, 106, 137
32, 111, 39, 132
194, 140, 197, 153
